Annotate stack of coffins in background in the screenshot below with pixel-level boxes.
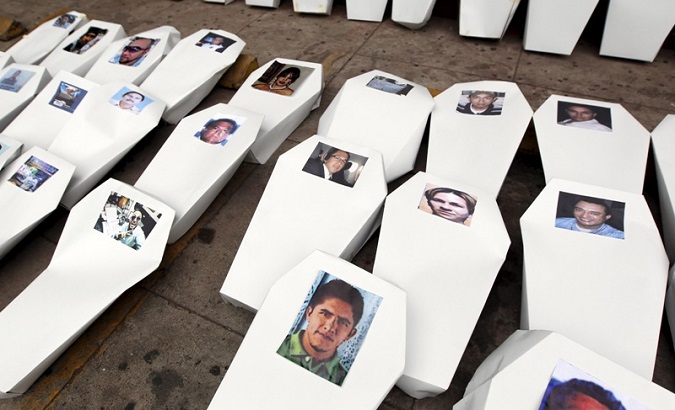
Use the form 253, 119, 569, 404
245, 0, 280, 8
293, 0, 333, 14
523, 0, 599, 55
391, 0, 436, 30
0, 64, 51, 130
458, 0, 522, 39
345, 0, 388, 22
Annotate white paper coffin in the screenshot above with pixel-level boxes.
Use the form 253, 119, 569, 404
6, 11, 88, 65
652, 114, 675, 263
455, 330, 675, 410
293, 0, 333, 14
520, 179, 668, 379
346, 0, 388, 22
204, 0, 236, 4
372, 171, 510, 398
221, 134, 387, 312
459, 0, 521, 39
523, 0, 599, 55
0, 64, 51, 132
2, 71, 98, 151
0, 52, 13, 70
47, 82, 166, 209
318, 69, 434, 182
210, 250, 406, 409
600, 0, 675, 62
428, 81, 532, 198
141, 29, 245, 124
134, 103, 263, 243
229, 58, 323, 164
39, 21, 126, 77
0, 178, 174, 397
0, 148, 75, 260
85, 26, 181, 86
391, 0, 436, 30
534, 95, 649, 194
668, 264, 675, 352
245, 0, 281, 7
0, 134, 22, 171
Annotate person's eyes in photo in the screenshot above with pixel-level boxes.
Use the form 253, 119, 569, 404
193, 115, 246, 146
418, 184, 477, 227
301, 143, 366, 188
195, 32, 235, 53
456, 90, 504, 116
108, 87, 153, 115
251, 62, 312, 97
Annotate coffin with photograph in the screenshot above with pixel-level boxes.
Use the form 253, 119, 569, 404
0, 64, 51, 132
221, 135, 387, 312
346, 0, 388, 22
428, 81, 531, 198
134, 103, 263, 243
318, 70, 434, 182
0, 178, 174, 397
2, 71, 97, 151
0, 52, 13, 70
47, 82, 166, 209
534, 95, 649, 194
372, 171, 509, 398
210, 250, 406, 409
0, 134, 22, 171
0, 148, 74, 260
245, 0, 281, 7
39, 21, 126, 77
141, 29, 245, 124
454, 330, 675, 410
293, 0, 333, 14
668, 264, 675, 352
229, 58, 323, 164
600, 0, 675, 62
459, 0, 521, 39
523, 0, 599, 55
652, 114, 675, 262
85, 26, 181, 86
391, 0, 436, 30
6, 11, 88, 65
520, 179, 668, 379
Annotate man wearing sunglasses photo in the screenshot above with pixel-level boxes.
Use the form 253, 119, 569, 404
114, 210, 146, 250
110, 37, 156, 67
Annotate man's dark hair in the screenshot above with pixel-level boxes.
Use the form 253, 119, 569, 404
469, 90, 496, 98
565, 103, 598, 113
545, 379, 625, 410
425, 187, 477, 216
323, 147, 350, 163
309, 279, 364, 326
575, 195, 612, 216
122, 91, 145, 102
277, 66, 301, 84
203, 118, 238, 133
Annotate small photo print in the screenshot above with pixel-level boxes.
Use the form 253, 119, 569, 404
302, 142, 368, 188
555, 191, 625, 240
365, 75, 413, 96
7, 156, 59, 192
0, 68, 35, 93
63, 26, 108, 54
194, 114, 247, 146
53, 13, 77, 29
419, 183, 477, 227
252, 60, 315, 96
108, 87, 153, 114
93, 191, 162, 251
456, 90, 505, 116
0, 142, 8, 156
108, 36, 159, 67
195, 32, 236, 53
538, 360, 648, 410
49, 81, 88, 113
277, 271, 383, 387
557, 101, 612, 132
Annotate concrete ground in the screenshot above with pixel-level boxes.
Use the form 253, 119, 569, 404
0, 0, 674, 408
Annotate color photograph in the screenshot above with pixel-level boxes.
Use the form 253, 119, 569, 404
557, 101, 613, 132
63, 26, 108, 54
193, 114, 247, 146
7, 156, 59, 193
365, 75, 413, 96
49, 81, 88, 113
108, 36, 159, 67
419, 183, 477, 227
456, 90, 505, 115
555, 191, 625, 239
108, 87, 153, 114
302, 142, 368, 188
195, 32, 235, 53
93, 191, 162, 251
252, 60, 314, 96
0, 68, 35, 93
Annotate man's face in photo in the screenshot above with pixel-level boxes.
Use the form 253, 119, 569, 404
550, 392, 610, 410
324, 150, 349, 176
119, 92, 143, 109
79, 32, 97, 44
120, 38, 153, 65
129, 211, 142, 230
469, 93, 497, 110
573, 200, 610, 230
303, 297, 356, 360
201, 120, 234, 144
566, 105, 596, 122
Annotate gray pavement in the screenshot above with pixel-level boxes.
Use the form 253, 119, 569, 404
0, 1, 674, 409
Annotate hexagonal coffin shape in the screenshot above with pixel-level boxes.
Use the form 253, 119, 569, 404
523, 0, 599, 55
392, 0, 436, 30
346, 0, 388, 22
459, 0, 522, 39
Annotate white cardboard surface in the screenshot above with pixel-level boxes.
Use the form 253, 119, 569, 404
600, 0, 675, 62
455, 330, 675, 409
523, 0, 599, 55
293, 0, 333, 14
2, 71, 98, 151
318, 69, 434, 182
210, 250, 406, 409
0, 178, 174, 397
373, 171, 510, 398
652, 114, 675, 263
85, 26, 181, 85
0, 148, 75, 260
0, 52, 13, 70
0, 64, 51, 132
6, 11, 88, 65
39, 21, 126, 77
229, 58, 323, 164
221, 134, 387, 312
428, 81, 532, 198
346, 0, 388, 22
391, 0, 436, 30
141, 29, 245, 124
47, 82, 166, 208
534, 95, 649, 194
245, 0, 281, 7
0, 134, 22, 171
520, 179, 668, 379
459, 0, 521, 39
134, 103, 263, 243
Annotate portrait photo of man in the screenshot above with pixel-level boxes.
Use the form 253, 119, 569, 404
555, 192, 625, 239
456, 90, 504, 115
557, 101, 613, 132
195, 32, 235, 53
93, 191, 162, 251
277, 272, 382, 386
193, 114, 246, 146
252, 60, 313, 96
53, 13, 76, 29
419, 184, 478, 227
108, 87, 153, 115
63, 26, 108, 54
302, 142, 368, 188
109, 36, 158, 67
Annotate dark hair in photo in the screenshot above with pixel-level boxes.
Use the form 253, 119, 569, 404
545, 379, 625, 410
323, 146, 350, 163
122, 91, 145, 101
424, 187, 477, 216
203, 117, 239, 133
309, 279, 365, 326
574, 195, 612, 216
278, 66, 301, 83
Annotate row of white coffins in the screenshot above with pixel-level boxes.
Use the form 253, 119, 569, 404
238, 0, 674, 62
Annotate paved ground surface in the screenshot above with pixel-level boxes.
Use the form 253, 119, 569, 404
0, 0, 674, 409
